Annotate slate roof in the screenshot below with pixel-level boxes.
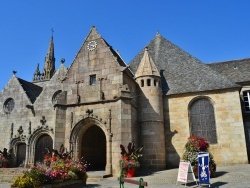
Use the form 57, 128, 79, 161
129, 34, 239, 95
207, 58, 250, 84
103, 38, 134, 78
17, 78, 43, 103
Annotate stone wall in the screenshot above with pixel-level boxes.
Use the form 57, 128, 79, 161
165, 89, 248, 167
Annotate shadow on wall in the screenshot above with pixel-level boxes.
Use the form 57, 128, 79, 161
161, 70, 180, 169
240, 98, 250, 163
160, 70, 169, 95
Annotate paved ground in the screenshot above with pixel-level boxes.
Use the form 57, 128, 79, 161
1, 164, 250, 188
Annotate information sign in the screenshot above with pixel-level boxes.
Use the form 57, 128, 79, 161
176, 161, 197, 186
198, 152, 210, 186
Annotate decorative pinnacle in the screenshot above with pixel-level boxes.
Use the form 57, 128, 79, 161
156, 30, 160, 36
61, 58, 65, 64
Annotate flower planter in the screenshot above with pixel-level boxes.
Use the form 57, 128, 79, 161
126, 167, 136, 177
11, 179, 86, 188
2, 161, 9, 168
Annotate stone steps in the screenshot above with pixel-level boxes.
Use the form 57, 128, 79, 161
87, 171, 112, 182
0, 168, 25, 183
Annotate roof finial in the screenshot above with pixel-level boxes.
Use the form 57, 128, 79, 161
156, 30, 160, 36
61, 58, 65, 64
13, 70, 17, 75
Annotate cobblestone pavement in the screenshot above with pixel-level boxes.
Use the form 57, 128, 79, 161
1, 164, 250, 188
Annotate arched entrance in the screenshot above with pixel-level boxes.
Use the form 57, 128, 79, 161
35, 134, 53, 165
81, 125, 106, 170
16, 143, 26, 167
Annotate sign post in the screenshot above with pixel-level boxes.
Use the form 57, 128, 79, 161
198, 152, 210, 187
176, 161, 197, 187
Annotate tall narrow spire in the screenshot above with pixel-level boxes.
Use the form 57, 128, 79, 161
43, 35, 55, 79
33, 33, 56, 83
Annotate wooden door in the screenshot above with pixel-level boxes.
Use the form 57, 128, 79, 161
16, 143, 26, 167
81, 125, 106, 170
35, 134, 53, 165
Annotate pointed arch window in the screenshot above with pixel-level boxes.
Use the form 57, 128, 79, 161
189, 97, 217, 144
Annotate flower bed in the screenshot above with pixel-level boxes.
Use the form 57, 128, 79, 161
12, 145, 88, 188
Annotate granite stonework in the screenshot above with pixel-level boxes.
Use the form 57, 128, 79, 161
0, 26, 249, 178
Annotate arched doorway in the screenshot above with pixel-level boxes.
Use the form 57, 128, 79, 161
16, 143, 26, 167
81, 125, 106, 170
35, 134, 53, 165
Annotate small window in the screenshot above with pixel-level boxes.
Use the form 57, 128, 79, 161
89, 75, 96, 85
243, 91, 250, 112
147, 79, 151, 86
3, 98, 15, 114
154, 79, 157, 86
52, 90, 62, 104
141, 79, 144, 87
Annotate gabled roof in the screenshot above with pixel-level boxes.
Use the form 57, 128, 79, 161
129, 34, 239, 95
66, 26, 127, 75
17, 78, 43, 103
207, 58, 250, 84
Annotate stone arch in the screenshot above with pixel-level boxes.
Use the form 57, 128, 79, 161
188, 96, 215, 109
10, 137, 27, 167
70, 116, 110, 172
27, 128, 54, 166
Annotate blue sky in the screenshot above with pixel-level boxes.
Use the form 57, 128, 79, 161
1, 1, 250, 90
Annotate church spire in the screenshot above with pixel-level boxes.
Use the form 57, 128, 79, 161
33, 32, 56, 83
43, 35, 55, 79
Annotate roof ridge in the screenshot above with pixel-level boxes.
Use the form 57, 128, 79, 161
207, 57, 250, 65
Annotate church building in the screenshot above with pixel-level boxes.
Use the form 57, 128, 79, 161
0, 26, 249, 176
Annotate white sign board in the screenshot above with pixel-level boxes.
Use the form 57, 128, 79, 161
176, 161, 197, 186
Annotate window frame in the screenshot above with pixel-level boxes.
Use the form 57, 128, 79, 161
188, 97, 217, 144
3, 98, 15, 114
89, 74, 96, 85
243, 90, 250, 113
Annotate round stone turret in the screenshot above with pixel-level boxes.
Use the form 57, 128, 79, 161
135, 47, 166, 170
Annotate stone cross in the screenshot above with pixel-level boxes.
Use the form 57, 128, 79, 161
40, 116, 46, 126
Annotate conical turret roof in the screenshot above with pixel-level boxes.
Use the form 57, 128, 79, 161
135, 47, 160, 78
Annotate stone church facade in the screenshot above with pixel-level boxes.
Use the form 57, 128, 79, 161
0, 26, 249, 176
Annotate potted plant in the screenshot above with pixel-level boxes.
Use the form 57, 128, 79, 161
0, 148, 11, 168
182, 136, 216, 177
119, 142, 143, 177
